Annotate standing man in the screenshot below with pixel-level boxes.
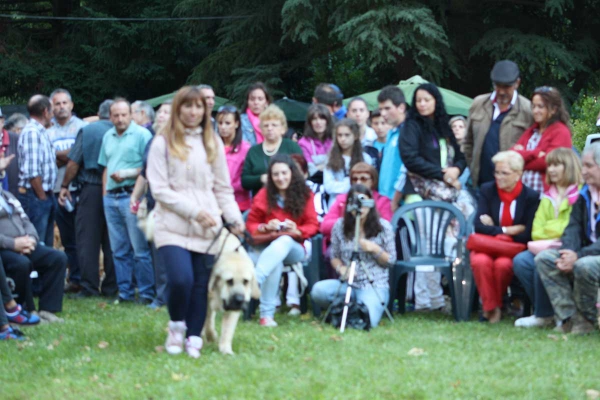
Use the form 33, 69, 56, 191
377, 85, 407, 212
59, 100, 117, 299
1, 108, 20, 197
47, 89, 88, 292
131, 101, 156, 135
535, 143, 600, 335
313, 83, 346, 120
98, 99, 155, 304
463, 60, 533, 189
198, 84, 217, 131
17, 95, 56, 246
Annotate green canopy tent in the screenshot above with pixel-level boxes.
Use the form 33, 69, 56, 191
273, 97, 311, 122
145, 92, 232, 109
343, 75, 473, 117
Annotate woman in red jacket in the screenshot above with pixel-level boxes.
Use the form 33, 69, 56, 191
512, 86, 572, 193
247, 154, 319, 327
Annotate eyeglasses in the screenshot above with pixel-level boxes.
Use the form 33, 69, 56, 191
494, 170, 516, 177
217, 105, 238, 113
534, 86, 554, 93
351, 176, 372, 183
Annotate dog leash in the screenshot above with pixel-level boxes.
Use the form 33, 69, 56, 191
206, 222, 251, 267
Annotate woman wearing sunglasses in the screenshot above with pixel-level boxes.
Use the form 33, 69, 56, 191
511, 86, 572, 193
321, 162, 392, 249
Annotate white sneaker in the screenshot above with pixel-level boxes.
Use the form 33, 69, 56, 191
515, 315, 554, 328
185, 335, 203, 358
287, 307, 301, 316
259, 317, 278, 327
165, 321, 186, 355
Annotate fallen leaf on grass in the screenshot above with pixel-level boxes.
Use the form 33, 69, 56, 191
267, 345, 275, 352
329, 335, 343, 342
451, 380, 461, 388
82, 356, 91, 363
408, 347, 425, 356
53, 379, 61, 384
98, 302, 107, 309
98, 341, 109, 349
562, 335, 569, 341
90, 375, 99, 382
52, 339, 61, 347
135, 384, 142, 390
171, 373, 188, 381
587, 389, 600, 400
303, 357, 313, 362
155, 346, 165, 353
107, 374, 114, 379
300, 314, 311, 321
83, 346, 91, 351
270, 334, 279, 342
47, 344, 54, 351
547, 334, 559, 341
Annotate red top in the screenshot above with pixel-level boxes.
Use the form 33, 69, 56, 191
512, 121, 572, 191
246, 188, 320, 240
320, 191, 392, 242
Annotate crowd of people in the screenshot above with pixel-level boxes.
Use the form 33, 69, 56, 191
0, 59, 599, 352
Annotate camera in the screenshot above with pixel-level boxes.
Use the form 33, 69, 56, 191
347, 193, 375, 214
278, 222, 286, 231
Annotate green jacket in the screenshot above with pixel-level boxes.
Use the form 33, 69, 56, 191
531, 191, 575, 241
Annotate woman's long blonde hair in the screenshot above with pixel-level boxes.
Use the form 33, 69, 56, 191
159, 86, 217, 163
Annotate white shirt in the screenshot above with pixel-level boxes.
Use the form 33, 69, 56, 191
490, 90, 518, 120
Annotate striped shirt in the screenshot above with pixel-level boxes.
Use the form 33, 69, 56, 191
521, 129, 544, 193
330, 218, 396, 289
17, 119, 57, 191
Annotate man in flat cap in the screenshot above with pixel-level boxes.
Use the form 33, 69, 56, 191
463, 60, 533, 189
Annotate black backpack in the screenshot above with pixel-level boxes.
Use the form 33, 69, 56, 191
325, 297, 371, 331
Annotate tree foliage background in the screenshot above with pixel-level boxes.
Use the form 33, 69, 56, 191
1, 0, 599, 118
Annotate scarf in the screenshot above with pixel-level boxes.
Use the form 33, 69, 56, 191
497, 180, 523, 227
246, 108, 263, 144
547, 184, 580, 207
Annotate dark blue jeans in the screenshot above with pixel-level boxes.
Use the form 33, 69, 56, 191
18, 190, 56, 247
513, 250, 553, 318
55, 191, 80, 283
158, 246, 213, 337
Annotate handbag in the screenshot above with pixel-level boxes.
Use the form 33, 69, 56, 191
251, 230, 303, 246
326, 296, 371, 331
527, 239, 562, 255
466, 233, 526, 258
408, 172, 459, 203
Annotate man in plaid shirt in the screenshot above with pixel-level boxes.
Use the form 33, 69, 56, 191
17, 95, 57, 246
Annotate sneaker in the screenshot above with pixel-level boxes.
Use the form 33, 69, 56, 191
38, 311, 64, 324
165, 321, 186, 355
571, 313, 595, 335
135, 297, 153, 306
287, 306, 301, 316
0, 326, 26, 341
185, 336, 203, 358
515, 315, 554, 328
259, 317, 278, 327
6, 305, 40, 325
147, 300, 163, 310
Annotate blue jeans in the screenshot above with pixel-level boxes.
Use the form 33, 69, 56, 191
311, 279, 390, 327
513, 250, 553, 318
55, 192, 80, 283
18, 190, 56, 247
103, 193, 155, 300
254, 236, 305, 318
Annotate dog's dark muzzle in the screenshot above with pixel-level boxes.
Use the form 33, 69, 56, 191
223, 294, 247, 311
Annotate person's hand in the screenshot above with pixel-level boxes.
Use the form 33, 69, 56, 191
451, 180, 462, 190
442, 167, 460, 186
58, 187, 72, 207
260, 174, 268, 185
513, 144, 524, 151
195, 211, 217, 228
506, 224, 525, 236
110, 172, 125, 183
129, 197, 140, 214
479, 214, 494, 226
282, 219, 297, 232
337, 265, 349, 280
0, 154, 15, 171
556, 249, 577, 273
266, 219, 282, 231
229, 221, 246, 236
14, 236, 36, 254
359, 238, 380, 253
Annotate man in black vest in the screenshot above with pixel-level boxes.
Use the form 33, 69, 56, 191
58, 100, 117, 298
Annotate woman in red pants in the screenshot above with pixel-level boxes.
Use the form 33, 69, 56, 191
471, 150, 540, 323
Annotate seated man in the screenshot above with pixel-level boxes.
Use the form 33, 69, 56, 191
0, 186, 67, 323
0, 256, 39, 340
535, 142, 600, 335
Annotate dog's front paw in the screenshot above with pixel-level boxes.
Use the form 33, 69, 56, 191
219, 344, 235, 355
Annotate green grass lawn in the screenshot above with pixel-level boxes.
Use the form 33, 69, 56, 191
2, 298, 599, 400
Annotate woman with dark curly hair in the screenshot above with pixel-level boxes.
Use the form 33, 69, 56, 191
311, 184, 396, 327
246, 154, 319, 327
399, 83, 475, 311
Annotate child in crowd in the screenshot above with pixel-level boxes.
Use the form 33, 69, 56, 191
298, 104, 333, 184
370, 110, 389, 157
217, 106, 252, 212
323, 119, 374, 208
